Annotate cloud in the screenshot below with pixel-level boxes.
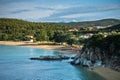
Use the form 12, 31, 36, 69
0, 1, 56, 19
0, 0, 120, 22
60, 13, 93, 19
7, 10, 55, 19
34, 6, 54, 10
35, 4, 120, 22
56, 5, 120, 17
34, 4, 71, 11
46, 4, 120, 21
11, 9, 30, 14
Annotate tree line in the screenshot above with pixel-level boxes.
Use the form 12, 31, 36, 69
0, 18, 79, 45
0, 18, 120, 46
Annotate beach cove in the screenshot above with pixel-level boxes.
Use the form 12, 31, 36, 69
0, 44, 106, 80
0, 41, 120, 80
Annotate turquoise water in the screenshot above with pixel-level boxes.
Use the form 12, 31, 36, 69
0, 45, 105, 80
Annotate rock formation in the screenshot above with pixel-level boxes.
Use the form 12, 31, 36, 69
71, 34, 120, 72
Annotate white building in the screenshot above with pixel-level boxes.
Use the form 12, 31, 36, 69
26, 35, 34, 42
79, 33, 93, 38
68, 28, 78, 32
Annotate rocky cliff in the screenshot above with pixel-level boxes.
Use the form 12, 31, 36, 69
71, 33, 120, 72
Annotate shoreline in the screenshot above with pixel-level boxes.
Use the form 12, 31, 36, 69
0, 41, 120, 80
0, 41, 80, 54
93, 67, 120, 80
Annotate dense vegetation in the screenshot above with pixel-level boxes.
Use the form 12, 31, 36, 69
61, 19, 120, 27
86, 33, 120, 56
0, 18, 70, 41
71, 32, 120, 72
101, 24, 120, 32
0, 18, 120, 46
76, 24, 120, 34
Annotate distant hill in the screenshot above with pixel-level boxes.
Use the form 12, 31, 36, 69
60, 19, 120, 27
102, 24, 120, 32
1, 18, 120, 28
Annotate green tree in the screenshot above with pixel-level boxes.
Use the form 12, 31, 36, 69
67, 38, 75, 46
35, 30, 49, 41
47, 30, 54, 41
1, 34, 9, 40
53, 31, 69, 44
87, 34, 105, 48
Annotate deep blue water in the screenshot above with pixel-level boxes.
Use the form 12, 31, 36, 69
0, 45, 105, 80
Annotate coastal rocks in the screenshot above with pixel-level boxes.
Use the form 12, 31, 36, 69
70, 47, 120, 72
30, 55, 71, 60
110, 56, 120, 71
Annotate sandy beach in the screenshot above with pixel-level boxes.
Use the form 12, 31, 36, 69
93, 67, 120, 80
0, 41, 120, 80
0, 41, 80, 54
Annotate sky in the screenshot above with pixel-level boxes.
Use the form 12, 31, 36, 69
0, 0, 120, 22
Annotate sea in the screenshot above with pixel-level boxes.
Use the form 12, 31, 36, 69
0, 45, 105, 80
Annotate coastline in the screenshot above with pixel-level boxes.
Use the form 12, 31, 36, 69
0, 41, 120, 80
0, 41, 80, 54
93, 67, 120, 80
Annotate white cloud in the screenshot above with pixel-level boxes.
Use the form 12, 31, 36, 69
1, 10, 55, 19
72, 19, 77, 22
0, 0, 120, 22
60, 13, 94, 19
0, 2, 56, 19
52, 5, 71, 9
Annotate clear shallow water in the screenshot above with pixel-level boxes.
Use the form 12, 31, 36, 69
0, 45, 105, 80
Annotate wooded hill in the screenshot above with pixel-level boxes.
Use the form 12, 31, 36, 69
0, 18, 120, 42
0, 18, 69, 41
101, 24, 120, 32
61, 19, 120, 27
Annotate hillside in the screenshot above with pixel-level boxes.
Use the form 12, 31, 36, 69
71, 33, 120, 72
101, 24, 120, 32
61, 19, 120, 27
0, 18, 120, 42
0, 18, 69, 41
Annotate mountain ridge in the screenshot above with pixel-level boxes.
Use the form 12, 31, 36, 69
60, 18, 120, 27
0, 18, 120, 29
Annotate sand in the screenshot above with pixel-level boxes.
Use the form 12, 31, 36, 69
0, 41, 80, 54
0, 41, 120, 80
93, 67, 120, 80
